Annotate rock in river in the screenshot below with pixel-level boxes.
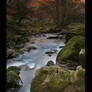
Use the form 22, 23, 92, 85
31, 65, 85, 92
46, 60, 54, 66
23, 46, 37, 52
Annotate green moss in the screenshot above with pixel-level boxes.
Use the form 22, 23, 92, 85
31, 66, 70, 92
7, 70, 22, 88
64, 23, 85, 42
31, 66, 85, 92
7, 70, 20, 80
76, 69, 85, 79
56, 36, 85, 67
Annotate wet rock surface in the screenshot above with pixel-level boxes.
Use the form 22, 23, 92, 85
46, 60, 54, 66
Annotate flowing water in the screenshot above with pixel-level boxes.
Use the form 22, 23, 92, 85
7, 33, 65, 92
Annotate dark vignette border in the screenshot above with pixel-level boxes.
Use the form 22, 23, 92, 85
0, 0, 6, 92
85, 0, 90, 92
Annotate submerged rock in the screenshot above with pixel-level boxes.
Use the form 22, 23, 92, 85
46, 60, 54, 66
31, 65, 85, 92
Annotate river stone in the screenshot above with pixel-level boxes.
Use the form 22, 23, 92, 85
45, 51, 55, 55
59, 46, 64, 48
47, 36, 59, 39
19, 63, 36, 71
31, 65, 85, 92
46, 60, 54, 66
11, 51, 19, 58
23, 46, 37, 52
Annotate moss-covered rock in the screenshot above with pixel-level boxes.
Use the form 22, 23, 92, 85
65, 23, 85, 42
7, 66, 21, 75
31, 65, 85, 92
7, 70, 23, 89
56, 36, 85, 67
59, 23, 85, 43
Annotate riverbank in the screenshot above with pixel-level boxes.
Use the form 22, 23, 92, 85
30, 23, 85, 92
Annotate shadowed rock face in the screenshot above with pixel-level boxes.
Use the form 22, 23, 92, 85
7, 70, 23, 89
31, 65, 85, 92
46, 60, 54, 66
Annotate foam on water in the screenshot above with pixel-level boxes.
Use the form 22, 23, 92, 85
7, 33, 65, 92
26, 63, 36, 69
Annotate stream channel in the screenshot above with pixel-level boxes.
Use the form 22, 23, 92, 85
7, 33, 65, 92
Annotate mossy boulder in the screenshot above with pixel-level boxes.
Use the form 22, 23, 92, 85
56, 36, 85, 67
7, 66, 21, 75
31, 65, 85, 92
65, 23, 85, 42
59, 23, 85, 43
7, 70, 23, 89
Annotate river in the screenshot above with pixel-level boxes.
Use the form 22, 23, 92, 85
7, 33, 65, 92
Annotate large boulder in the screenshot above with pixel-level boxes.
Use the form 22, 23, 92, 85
56, 36, 85, 68
7, 70, 23, 89
31, 65, 85, 92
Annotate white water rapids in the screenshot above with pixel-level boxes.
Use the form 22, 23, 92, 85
7, 33, 65, 92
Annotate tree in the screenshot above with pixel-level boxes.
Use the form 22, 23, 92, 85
36, 0, 85, 28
